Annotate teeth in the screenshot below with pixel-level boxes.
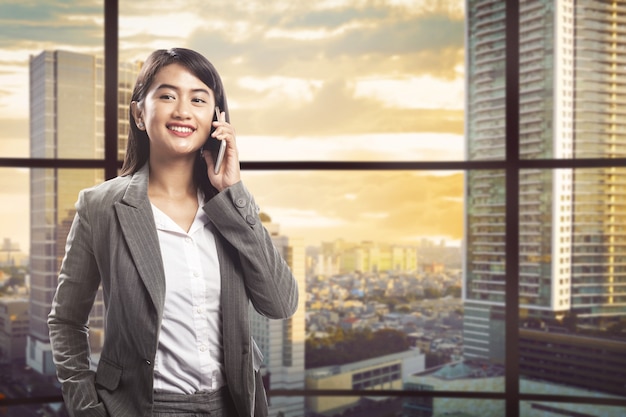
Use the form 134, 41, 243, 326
169, 126, 194, 133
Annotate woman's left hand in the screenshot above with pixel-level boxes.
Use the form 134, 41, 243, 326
203, 110, 241, 191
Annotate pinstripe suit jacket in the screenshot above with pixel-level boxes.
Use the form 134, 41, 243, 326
48, 163, 298, 417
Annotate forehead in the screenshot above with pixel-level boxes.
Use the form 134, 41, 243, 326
150, 63, 213, 92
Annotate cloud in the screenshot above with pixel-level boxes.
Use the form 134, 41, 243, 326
354, 73, 464, 110
0, 168, 28, 194
178, 2, 465, 138
261, 207, 348, 228
237, 132, 464, 162
1, 0, 466, 135
186, 8, 464, 78
322, 13, 463, 58
0, 117, 29, 157
0, 1, 102, 49
0, 190, 29, 252
0, 0, 467, 250
237, 76, 323, 104
229, 77, 463, 137
244, 170, 464, 245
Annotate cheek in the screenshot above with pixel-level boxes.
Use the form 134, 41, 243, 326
143, 106, 160, 123
197, 111, 215, 131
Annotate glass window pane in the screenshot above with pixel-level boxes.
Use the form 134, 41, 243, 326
119, 2, 465, 162
1, 167, 103, 410
463, 169, 507, 377
0, 168, 29, 268
0, 2, 104, 159
519, 167, 626, 401
304, 395, 407, 417
466, 1, 506, 161
521, 401, 626, 417
517, 1, 626, 160
570, 2, 626, 160
518, 0, 556, 160
30, 168, 104, 372
470, 1, 626, 161
7, 1, 626, 414
244, 170, 463, 248
304, 395, 505, 417
240, 170, 503, 413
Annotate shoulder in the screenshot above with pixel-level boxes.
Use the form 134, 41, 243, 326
77, 175, 132, 211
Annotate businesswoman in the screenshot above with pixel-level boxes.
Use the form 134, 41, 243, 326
48, 48, 298, 417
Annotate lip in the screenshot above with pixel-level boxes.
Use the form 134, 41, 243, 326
166, 123, 196, 136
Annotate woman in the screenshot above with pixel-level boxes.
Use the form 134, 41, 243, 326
48, 48, 299, 417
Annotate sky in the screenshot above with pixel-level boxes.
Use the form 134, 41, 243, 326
0, 0, 465, 252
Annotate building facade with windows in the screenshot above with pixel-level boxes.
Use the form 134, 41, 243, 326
0, 297, 29, 363
252, 218, 306, 417
404, 359, 625, 417
27, 50, 140, 375
306, 349, 424, 415
464, 0, 626, 366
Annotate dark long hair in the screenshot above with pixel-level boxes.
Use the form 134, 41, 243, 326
121, 48, 229, 198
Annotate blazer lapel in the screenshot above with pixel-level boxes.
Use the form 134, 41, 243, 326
114, 164, 166, 314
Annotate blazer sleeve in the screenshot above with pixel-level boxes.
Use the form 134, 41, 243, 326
203, 181, 299, 319
48, 190, 107, 416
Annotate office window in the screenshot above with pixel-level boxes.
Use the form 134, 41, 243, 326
1, 1, 626, 417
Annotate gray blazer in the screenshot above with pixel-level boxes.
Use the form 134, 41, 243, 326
48, 163, 298, 417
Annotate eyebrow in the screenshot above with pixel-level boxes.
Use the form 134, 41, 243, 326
155, 83, 212, 95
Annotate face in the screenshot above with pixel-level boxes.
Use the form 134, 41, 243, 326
132, 63, 216, 161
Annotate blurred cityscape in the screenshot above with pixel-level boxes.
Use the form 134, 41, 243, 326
2, 233, 463, 417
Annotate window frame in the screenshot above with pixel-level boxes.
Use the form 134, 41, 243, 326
2, 1, 626, 415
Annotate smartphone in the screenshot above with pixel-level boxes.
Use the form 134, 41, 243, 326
205, 106, 226, 174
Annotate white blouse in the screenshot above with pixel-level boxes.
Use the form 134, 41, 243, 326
150, 197, 225, 394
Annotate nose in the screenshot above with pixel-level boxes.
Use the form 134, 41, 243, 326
173, 100, 191, 119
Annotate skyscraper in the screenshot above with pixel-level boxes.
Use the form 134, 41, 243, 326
464, 0, 626, 365
27, 50, 139, 375
253, 217, 306, 417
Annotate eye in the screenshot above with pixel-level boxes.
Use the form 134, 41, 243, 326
159, 94, 175, 100
192, 97, 207, 104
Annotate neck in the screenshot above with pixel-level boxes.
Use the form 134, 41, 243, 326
148, 155, 197, 198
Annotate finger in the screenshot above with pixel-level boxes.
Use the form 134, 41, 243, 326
213, 125, 234, 143
212, 114, 226, 137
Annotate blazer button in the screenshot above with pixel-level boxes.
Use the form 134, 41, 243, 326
145, 359, 152, 366
246, 215, 256, 226
235, 197, 246, 208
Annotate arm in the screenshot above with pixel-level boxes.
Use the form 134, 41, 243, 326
203, 181, 298, 319
48, 191, 107, 416
202, 110, 298, 319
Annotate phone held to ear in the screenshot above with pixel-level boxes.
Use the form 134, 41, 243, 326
206, 106, 226, 174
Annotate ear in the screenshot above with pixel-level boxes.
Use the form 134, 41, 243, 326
131, 101, 144, 130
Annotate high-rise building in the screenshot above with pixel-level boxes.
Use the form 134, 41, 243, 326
253, 217, 306, 417
463, 0, 626, 366
0, 297, 29, 362
27, 50, 140, 375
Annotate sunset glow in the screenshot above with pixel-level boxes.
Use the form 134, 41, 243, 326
0, 0, 465, 250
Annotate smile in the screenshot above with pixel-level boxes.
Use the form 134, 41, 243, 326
168, 125, 195, 133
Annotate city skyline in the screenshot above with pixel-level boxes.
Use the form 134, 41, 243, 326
0, 0, 466, 252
